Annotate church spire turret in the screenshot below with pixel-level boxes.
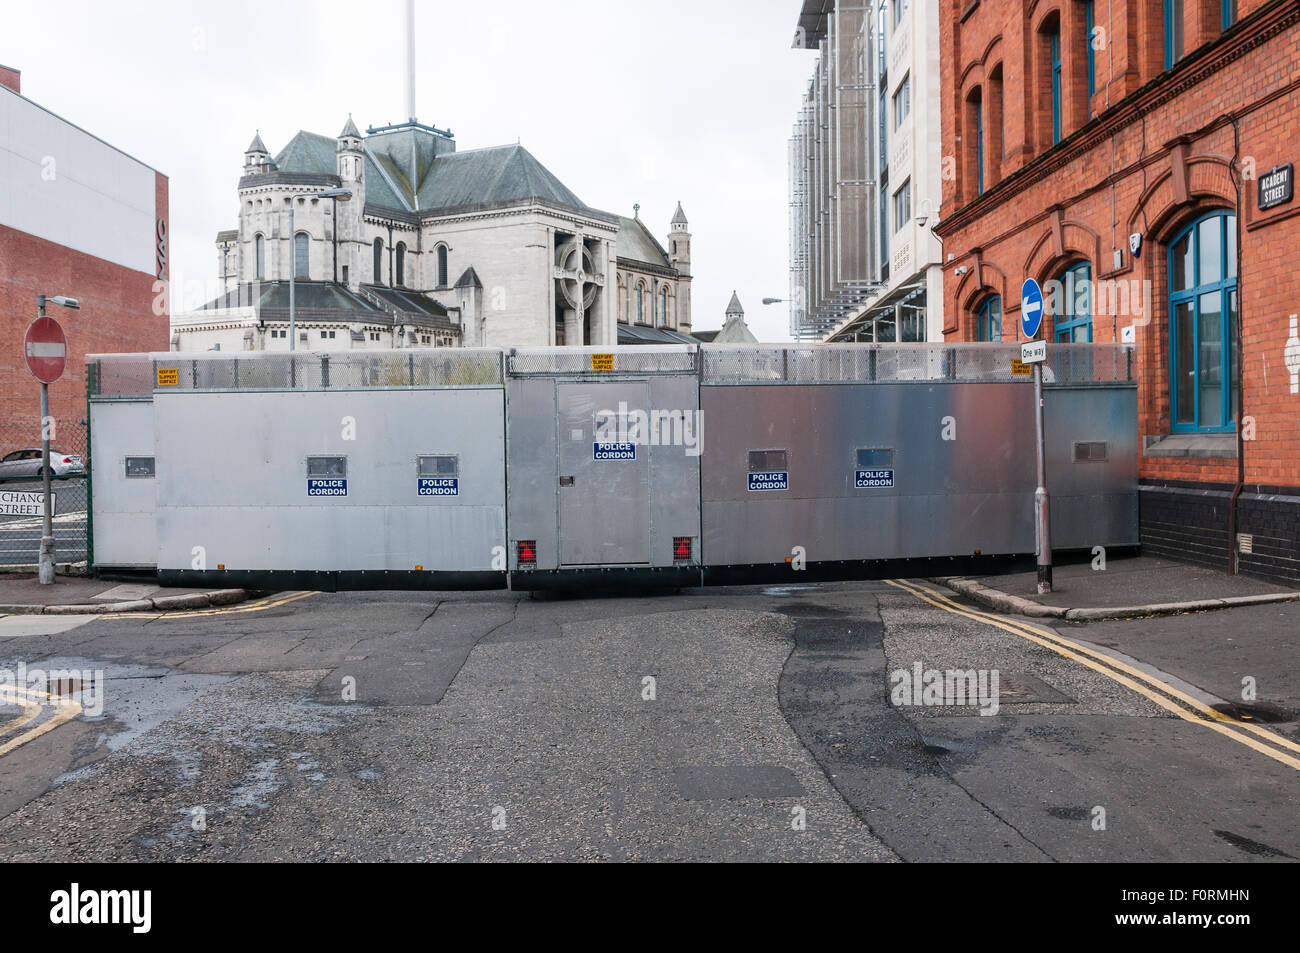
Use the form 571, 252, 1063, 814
244, 130, 269, 172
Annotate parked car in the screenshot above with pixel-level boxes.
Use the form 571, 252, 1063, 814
0, 449, 85, 479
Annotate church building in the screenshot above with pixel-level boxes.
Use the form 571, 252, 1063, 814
173, 117, 694, 351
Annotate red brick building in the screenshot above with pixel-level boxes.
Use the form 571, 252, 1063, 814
0, 66, 169, 444
935, 0, 1300, 581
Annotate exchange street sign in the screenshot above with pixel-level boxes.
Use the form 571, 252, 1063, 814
24, 316, 67, 384
0, 489, 55, 516
1020, 279, 1045, 340
1021, 340, 1047, 364
1259, 164, 1293, 211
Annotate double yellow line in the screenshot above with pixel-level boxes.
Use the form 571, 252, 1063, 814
112, 590, 318, 620
885, 578, 1300, 772
0, 685, 82, 758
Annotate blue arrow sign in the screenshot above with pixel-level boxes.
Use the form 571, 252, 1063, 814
1021, 278, 1044, 340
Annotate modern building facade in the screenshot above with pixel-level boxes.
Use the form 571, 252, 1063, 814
0, 66, 169, 437
935, 0, 1300, 581
173, 119, 694, 352
789, 0, 944, 342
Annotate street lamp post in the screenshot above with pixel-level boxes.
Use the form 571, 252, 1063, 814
288, 188, 352, 351
35, 293, 80, 585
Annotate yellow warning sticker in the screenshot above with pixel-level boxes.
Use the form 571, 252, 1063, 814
156, 368, 179, 386
590, 353, 615, 372
1011, 359, 1031, 377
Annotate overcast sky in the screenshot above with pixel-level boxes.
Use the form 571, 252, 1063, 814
2, 0, 817, 340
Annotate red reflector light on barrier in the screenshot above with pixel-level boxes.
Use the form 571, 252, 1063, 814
517, 540, 537, 565
673, 537, 692, 560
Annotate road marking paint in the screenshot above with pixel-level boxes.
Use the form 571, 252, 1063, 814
0, 689, 43, 737
112, 590, 318, 620
901, 580, 1300, 759
897, 580, 1300, 759
884, 579, 1300, 773
0, 684, 82, 758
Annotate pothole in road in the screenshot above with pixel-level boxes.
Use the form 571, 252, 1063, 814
1209, 701, 1295, 724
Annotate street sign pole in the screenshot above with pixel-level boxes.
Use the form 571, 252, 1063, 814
1020, 279, 1052, 594
1032, 356, 1052, 594
38, 377, 54, 584
34, 296, 56, 583
27, 294, 75, 584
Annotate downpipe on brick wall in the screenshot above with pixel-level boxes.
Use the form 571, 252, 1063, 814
1225, 114, 1245, 575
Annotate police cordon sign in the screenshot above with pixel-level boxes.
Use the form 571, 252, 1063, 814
307, 479, 347, 497
418, 477, 458, 496
1021, 278, 1044, 340
748, 470, 789, 491
594, 442, 636, 461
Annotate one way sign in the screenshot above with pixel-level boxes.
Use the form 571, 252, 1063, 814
1020, 279, 1044, 339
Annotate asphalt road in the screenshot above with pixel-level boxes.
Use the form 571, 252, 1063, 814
0, 477, 87, 566
0, 580, 1295, 862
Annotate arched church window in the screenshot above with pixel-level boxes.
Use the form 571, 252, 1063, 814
294, 232, 309, 279
636, 283, 645, 323
255, 234, 265, 280
660, 287, 669, 326
437, 245, 448, 287
373, 238, 383, 283
396, 243, 406, 287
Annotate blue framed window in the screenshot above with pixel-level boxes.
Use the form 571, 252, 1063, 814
1168, 211, 1238, 432
1055, 261, 1093, 342
895, 0, 908, 26
1084, 1, 1096, 110
1165, 0, 1184, 68
1222, 0, 1236, 28
975, 96, 984, 195
977, 296, 1002, 342
1049, 29, 1062, 144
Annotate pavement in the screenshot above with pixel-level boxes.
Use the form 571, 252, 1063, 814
0, 578, 1295, 862
940, 555, 1300, 620
0, 573, 250, 614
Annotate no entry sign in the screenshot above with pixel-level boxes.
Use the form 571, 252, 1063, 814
24, 316, 67, 384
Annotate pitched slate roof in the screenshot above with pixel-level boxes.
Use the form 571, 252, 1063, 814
195, 281, 451, 328
671, 201, 688, 225
269, 128, 593, 218
416, 144, 590, 214
362, 284, 450, 317
247, 131, 268, 154
339, 114, 361, 139
726, 291, 744, 315
200, 280, 375, 312
617, 323, 698, 345
455, 266, 483, 289
616, 215, 671, 268
714, 313, 758, 343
